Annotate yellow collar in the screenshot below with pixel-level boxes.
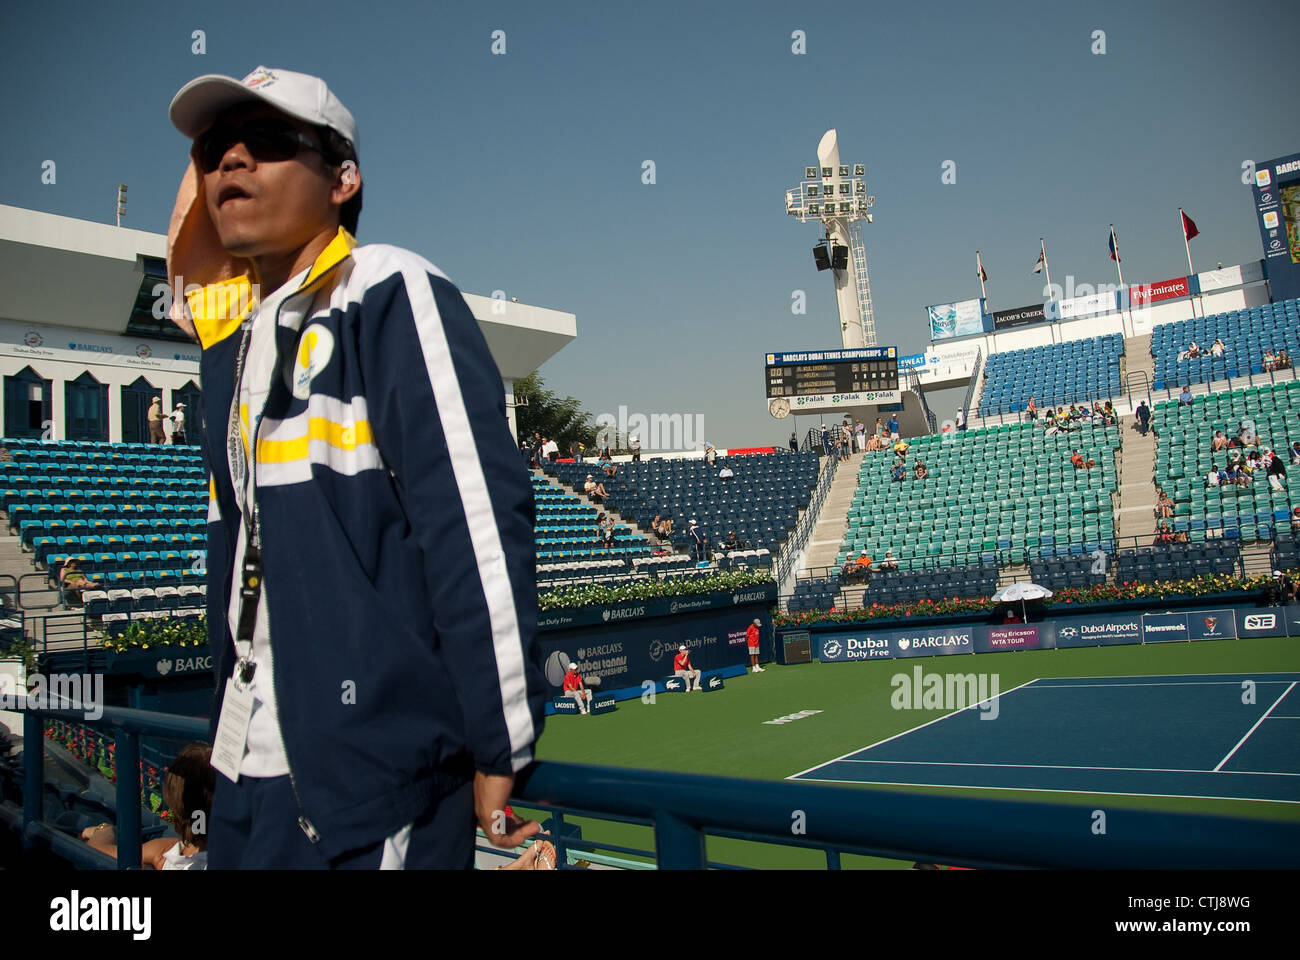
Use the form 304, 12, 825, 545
188, 228, 357, 349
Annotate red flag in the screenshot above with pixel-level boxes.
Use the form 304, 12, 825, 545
1182, 211, 1199, 241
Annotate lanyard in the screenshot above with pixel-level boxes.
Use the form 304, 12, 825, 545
227, 321, 263, 690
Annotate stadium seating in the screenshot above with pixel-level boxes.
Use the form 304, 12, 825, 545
978, 333, 1123, 416
531, 474, 652, 564
547, 452, 818, 558
1112, 541, 1241, 582
836, 419, 1120, 572
862, 561, 999, 605
1151, 382, 1300, 543
1150, 298, 1300, 390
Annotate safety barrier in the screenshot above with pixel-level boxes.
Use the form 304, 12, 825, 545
5, 703, 1298, 869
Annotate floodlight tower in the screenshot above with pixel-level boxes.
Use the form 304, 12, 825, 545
784, 130, 877, 348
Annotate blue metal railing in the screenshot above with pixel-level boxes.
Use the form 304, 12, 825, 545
6, 704, 1300, 869
961, 347, 983, 426
775, 445, 838, 588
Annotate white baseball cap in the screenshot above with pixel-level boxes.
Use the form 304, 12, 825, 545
679, 644, 687, 651
170, 66, 359, 156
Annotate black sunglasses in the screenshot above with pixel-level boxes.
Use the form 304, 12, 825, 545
197, 121, 328, 173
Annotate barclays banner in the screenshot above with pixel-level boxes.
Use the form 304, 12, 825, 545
537, 583, 777, 633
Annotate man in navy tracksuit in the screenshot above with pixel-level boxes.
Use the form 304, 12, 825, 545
165, 66, 546, 868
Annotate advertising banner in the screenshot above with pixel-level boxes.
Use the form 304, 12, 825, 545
1252, 153, 1300, 302
1194, 261, 1264, 293
984, 625, 1040, 651
1057, 290, 1118, 320
1053, 615, 1142, 648
105, 646, 214, 678
926, 298, 987, 342
818, 631, 893, 662
537, 584, 777, 633
1236, 608, 1287, 638
1142, 612, 1189, 642
1187, 609, 1237, 641
0, 321, 202, 375
991, 304, 1046, 329
791, 390, 903, 410
538, 603, 757, 694
1129, 276, 1190, 307
890, 628, 975, 658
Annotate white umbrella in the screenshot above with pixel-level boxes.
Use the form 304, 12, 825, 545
991, 582, 1053, 622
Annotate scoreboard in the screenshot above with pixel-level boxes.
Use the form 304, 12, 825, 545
764, 347, 901, 415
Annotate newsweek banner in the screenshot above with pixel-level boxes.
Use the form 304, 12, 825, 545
1129, 276, 1190, 307
0, 320, 201, 374
991, 303, 1046, 329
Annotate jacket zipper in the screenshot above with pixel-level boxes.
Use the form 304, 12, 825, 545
245, 282, 327, 846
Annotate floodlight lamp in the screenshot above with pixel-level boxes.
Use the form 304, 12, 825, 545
821, 166, 832, 177
854, 164, 865, 176
855, 181, 866, 194
838, 165, 849, 177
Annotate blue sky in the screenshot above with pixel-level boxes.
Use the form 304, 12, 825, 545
2, 0, 1297, 447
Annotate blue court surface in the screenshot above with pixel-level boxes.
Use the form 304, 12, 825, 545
789, 674, 1300, 803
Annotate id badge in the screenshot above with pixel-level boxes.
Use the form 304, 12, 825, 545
211, 679, 255, 782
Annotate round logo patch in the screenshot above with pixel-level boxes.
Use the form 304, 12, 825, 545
291, 325, 334, 399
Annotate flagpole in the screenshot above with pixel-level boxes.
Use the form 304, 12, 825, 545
1111, 224, 1132, 334
1180, 207, 1200, 320
977, 250, 987, 301
1041, 238, 1056, 344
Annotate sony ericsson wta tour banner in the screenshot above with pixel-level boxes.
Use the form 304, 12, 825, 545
0, 321, 201, 374
925, 298, 987, 342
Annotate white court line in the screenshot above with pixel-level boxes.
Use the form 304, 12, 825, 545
834, 758, 1300, 777
1214, 682, 1297, 772
1032, 672, 1300, 683
791, 776, 1300, 805
1024, 681, 1297, 689
784, 677, 1041, 781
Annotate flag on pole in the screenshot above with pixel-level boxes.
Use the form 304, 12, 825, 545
977, 255, 987, 283
1033, 251, 1044, 273
1182, 211, 1199, 242
1108, 229, 1121, 262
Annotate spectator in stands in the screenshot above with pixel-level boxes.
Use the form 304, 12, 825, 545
673, 645, 702, 691
1179, 385, 1193, 406
788, 432, 798, 453
1210, 338, 1226, 358
1270, 571, 1297, 606
855, 419, 866, 452
660, 516, 673, 539
630, 433, 641, 462
892, 438, 910, 459
1135, 401, 1151, 436
1264, 349, 1277, 372
888, 416, 900, 440
1026, 396, 1037, 421
689, 519, 707, 562
1292, 506, 1300, 534
913, 461, 928, 480
840, 421, 852, 461
1156, 489, 1174, 519
651, 513, 663, 539
0, 446, 10, 463
955, 407, 966, 432
1240, 418, 1258, 446
1156, 521, 1176, 544
58, 559, 97, 604
599, 454, 617, 479
598, 513, 616, 546
1278, 349, 1292, 370
1290, 440, 1300, 465
1070, 450, 1085, 470
745, 619, 765, 674
718, 460, 734, 482
724, 530, 740, 551
879, 550, 898, 571
704, 441, 717, 466
562, 662, 593, 715
1206, 466, 1223, 488
169, 402, 187, 444
891, 461, 907, 483
844, 550, 873, 584
82, 742, 215, 870
1103, 400, 1116, 422
148, 397, 166, 443
1180, 340, 1202, 361
1212, 431, 1228, 452
1268, 450, 1288, 491
584, 474, 608, 503
542, 436, 559, 461
821, 424, 831, 456
865, 431, 883, 452
874, 417, 884, 440
1003, 607, 1022, 624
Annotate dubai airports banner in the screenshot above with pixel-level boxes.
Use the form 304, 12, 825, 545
1251, 152, 1300, 302
926, 298, 988, 342
991, 303, 1046, 329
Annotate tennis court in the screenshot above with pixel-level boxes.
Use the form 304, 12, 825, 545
789, 673, 1300, 803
